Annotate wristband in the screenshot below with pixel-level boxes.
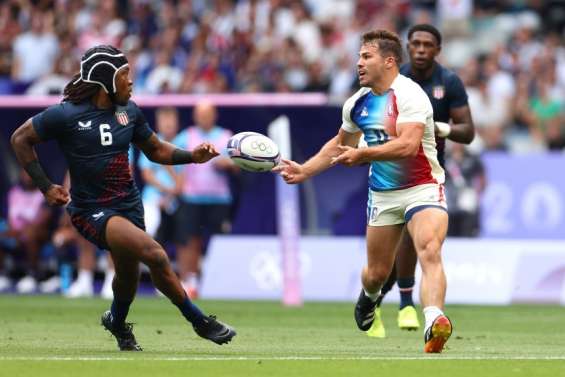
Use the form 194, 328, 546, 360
172, 149, 194, 164
435, 122, 451, 138
24, 160, 53, 193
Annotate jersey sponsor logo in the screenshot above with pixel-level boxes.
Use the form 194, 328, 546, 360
115, 111, 129, 126
432, 85, 445, 99
92, 211, 104, 220
360, 107, 369, 117
78, 120, 92, 130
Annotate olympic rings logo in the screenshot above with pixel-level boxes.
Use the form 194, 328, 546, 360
251, 140, 273, 154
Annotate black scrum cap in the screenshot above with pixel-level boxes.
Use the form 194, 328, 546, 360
75, 45, 128, 94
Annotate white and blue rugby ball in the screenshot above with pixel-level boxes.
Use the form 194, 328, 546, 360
227, 132, 281, 172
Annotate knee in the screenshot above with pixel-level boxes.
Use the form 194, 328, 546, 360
143, 243, 170, 270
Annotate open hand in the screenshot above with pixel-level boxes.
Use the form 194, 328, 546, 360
191, 142, 220, 163
272, 158, 308, 184
44, 184, 70, 206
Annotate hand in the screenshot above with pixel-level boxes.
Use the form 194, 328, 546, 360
191, 142, 220, 163
44, 184, 70, 206
272, 158, 308, 184
331, 145, 365, 166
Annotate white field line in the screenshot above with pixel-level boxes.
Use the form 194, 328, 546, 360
1, 356, 565, 361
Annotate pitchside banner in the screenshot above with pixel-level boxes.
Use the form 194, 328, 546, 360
481, 153, 565, 239
201, 236, 565, 305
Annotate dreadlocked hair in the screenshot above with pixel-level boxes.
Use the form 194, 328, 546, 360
63, 73, 101, 104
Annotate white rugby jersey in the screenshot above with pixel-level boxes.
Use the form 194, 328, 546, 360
341, 74, 445, 191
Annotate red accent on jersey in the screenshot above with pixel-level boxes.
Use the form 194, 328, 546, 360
407, 143, 437, 186
70, 215, 98, 240
97, 153, 133, 205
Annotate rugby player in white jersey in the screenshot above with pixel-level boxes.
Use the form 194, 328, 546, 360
274, 29, 452, 353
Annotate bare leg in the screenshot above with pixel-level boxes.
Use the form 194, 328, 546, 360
362, 224, 403, 294
105, 216, 186, 304
406, 208, 448, 309
395, 227, 418, 280
104, 216, 236, 346
77, 237, 96, 271
355, 223, 403, 333
178, 236, 202, 281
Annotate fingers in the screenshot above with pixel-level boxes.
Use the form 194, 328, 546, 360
330, 155, 342, 165
207, 144, 219, 155
197, 143, 219, 155
271, 165, 284, 173
279, 171, 299, 184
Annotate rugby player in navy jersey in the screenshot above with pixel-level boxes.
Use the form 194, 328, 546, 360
10, 45, 236, 351
366, 24, 475, 338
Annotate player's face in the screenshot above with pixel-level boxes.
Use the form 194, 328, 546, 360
407, 31, 440, 71
357, 43, 386, 87
114, 67, 133, 105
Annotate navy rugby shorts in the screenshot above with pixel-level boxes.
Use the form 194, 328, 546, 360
67, 203, 145, 250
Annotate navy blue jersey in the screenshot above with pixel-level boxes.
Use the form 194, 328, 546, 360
32, 100, 154, 209
399, 62, 468, 166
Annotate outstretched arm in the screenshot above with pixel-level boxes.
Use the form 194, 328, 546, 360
272, 128, 362, 184
134, 133, 219, 165
10, 119, 69, 206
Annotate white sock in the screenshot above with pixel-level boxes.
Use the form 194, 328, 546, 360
363, 288, 380, 302
103, 269, 115, 284
187, 273, 199, 289
423, 306, 444, 332
77, 269, 93, 285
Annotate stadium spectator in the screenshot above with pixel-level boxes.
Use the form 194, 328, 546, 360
444, 142, 486, 237
139, 107, 182, 241
173, 100, 238, 299
11, 10, 59, 90
0, 169, 54, 293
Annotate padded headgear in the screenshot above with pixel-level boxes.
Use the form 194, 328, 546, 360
75, 45, 128, 94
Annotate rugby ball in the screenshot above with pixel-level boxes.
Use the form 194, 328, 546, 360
227, 132, 281, 172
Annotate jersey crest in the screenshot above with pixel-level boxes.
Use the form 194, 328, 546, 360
432, 85, 445, 99
115, 111, 129, 126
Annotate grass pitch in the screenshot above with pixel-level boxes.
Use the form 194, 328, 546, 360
0, 296, 564, 376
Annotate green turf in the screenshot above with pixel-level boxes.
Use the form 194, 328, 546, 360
0, 296, 564, 376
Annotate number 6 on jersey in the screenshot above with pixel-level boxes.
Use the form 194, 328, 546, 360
100, 124, 113, 146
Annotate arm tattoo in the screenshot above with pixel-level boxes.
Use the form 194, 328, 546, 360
171, 148, 194, 164
24, 160, 53, 193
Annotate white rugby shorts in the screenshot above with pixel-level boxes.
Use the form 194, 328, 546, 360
367, 183, 447, 226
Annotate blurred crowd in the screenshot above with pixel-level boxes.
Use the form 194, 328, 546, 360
0, 0, 563, 151
1, 0, 564, 295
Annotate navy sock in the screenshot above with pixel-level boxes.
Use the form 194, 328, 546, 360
111, 298, 133, 329
175, 295, 206, 326
398, 277, 415, 309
